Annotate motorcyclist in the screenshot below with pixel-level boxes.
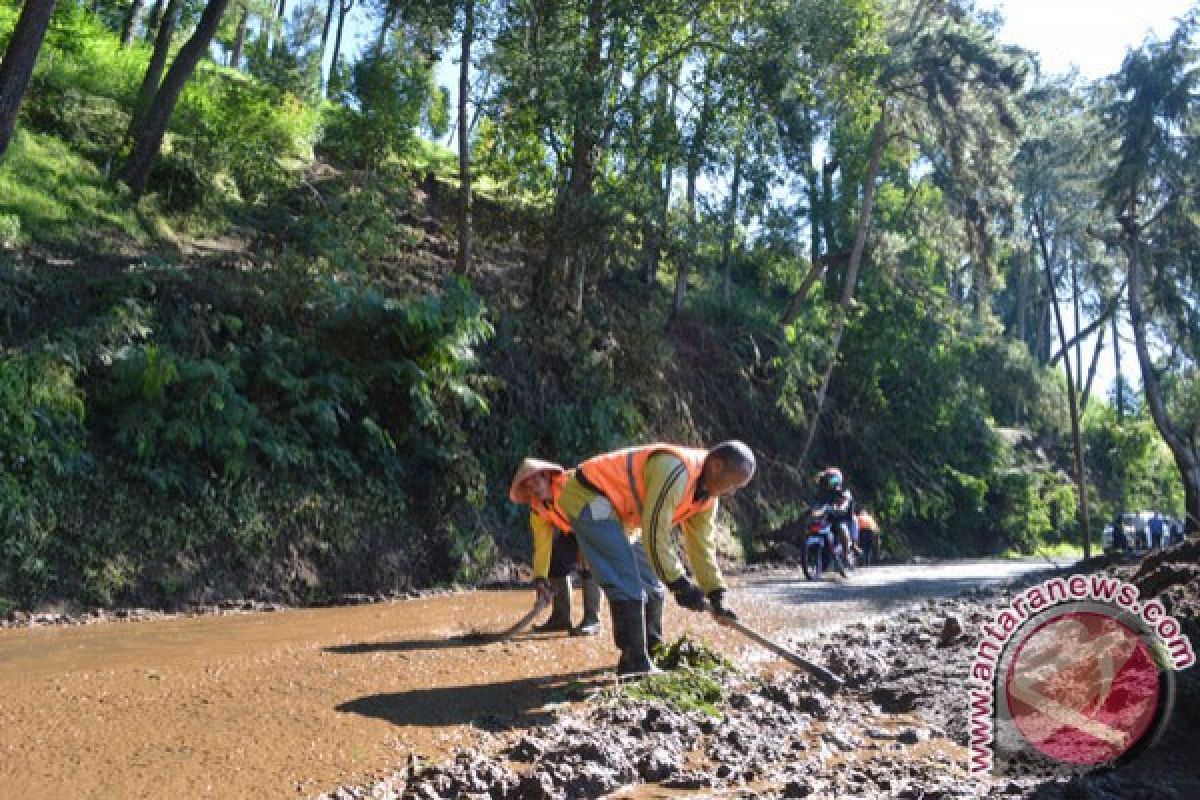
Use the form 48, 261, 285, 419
813, 467, 859, 561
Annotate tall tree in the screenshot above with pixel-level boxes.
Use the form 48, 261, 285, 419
271, 0, 288, 57
121, 0, 233, 194
670, 56, 716, 324
1015, 77, 1122, 556
120, 0, 146, 47
230, 3, 250, 68
794, 0, 1025, 470
0, 0, 60, 162
127, 0, 183, 135
456, 0, 475, 275
317, 0, 336, 81
1035, 210, 1093, 557
143, 0, 164, 41
1101, 14, 1200, 530
796, 103, 889, 467
326, 0, 355, 99
720, 135, 745, 305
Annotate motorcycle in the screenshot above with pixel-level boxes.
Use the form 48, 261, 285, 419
801, 504, 853, 580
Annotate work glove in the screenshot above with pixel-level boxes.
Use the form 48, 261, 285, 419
707, 589, 737, 624
533, 577, 553, 604
668, 577, 707, 612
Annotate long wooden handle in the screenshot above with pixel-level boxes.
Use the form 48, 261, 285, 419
725, 617, 844, 694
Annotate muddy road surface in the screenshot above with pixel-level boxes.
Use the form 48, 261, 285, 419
0, 559, 1068, 798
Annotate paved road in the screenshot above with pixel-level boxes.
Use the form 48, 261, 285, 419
733, 557, 1076, 641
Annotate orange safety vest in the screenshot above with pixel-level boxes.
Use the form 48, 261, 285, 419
532, 470, 573, 534
856, 510, 879, 533
577, 444, 715, 528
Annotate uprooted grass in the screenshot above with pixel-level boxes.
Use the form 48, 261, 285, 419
619, 635, 737, 717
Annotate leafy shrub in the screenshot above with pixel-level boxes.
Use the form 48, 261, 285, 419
176, 70, 319, 205
989, 468, 1078, 554
0, 214, 20, 248
318, 52, 434, 170
146, 154, 209, 212
0, 348, 87, 603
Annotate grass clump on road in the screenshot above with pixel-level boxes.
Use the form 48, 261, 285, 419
622, 635, 735, 717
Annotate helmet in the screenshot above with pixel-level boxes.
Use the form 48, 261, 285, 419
817, 467, 843, 491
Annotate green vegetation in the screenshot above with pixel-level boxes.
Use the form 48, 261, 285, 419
1002, 542, 1086, 562
0, 1, 1196, 610
0, 253, 492, 605
0, 128, 149, 247
621, 636, 734, 717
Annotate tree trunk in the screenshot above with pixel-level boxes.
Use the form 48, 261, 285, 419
0, 0, 59, 162
671, 150, 700, 322
143, 0, 164, 42
373, 0, 398, 55
1035, 211, 1091, 559
1069, 252, 1083, 389
670, 62, 713, 325
122, 0, 232, 195
272, 0, 288, 57
317, 0, 336, 83
1112, 305, 1124, 421
534, 0, 605, 312
820, 158, 837, 298
456, 0, 474, 276
230, 6, 248, 69
721, 142, 744, 305
641, 71, 676, 286
1080, 322, 1106, 412
1124, 225, 1200, 532
1049, 281, 1125, 366
327, 0, 351, 99
796, 103, 888, 471
805, 145, 821, 271
127, 0, 182, 137
781, 154, 833, 326
120, 0, 146, 47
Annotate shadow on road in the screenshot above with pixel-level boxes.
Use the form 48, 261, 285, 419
335, 669, 612, 731
324, 631, 558, 655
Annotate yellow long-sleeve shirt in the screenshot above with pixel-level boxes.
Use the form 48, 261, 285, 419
529, 511, 557, 579
559, 451, 725, 592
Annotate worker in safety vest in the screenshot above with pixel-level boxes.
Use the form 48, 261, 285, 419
558, 441, 756, 676
509, 458, 602, 636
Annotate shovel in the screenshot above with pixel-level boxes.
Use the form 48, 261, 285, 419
721, 616, 844, 695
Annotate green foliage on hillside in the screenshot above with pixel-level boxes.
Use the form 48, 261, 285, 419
1, 0, 1193, 610
1, 256, 492, 607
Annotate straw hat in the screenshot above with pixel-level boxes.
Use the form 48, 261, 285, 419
508, 457, 566, 503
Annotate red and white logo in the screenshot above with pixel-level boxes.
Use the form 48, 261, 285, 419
1003, 609, 1163, 766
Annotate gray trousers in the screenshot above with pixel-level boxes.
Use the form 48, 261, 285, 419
571, 496, 666, 604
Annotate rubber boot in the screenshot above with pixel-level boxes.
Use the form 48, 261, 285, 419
570, 573, 602, 637
533, 575, 573, 633
644, 592, 665, 659
609, 598, 658, 677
